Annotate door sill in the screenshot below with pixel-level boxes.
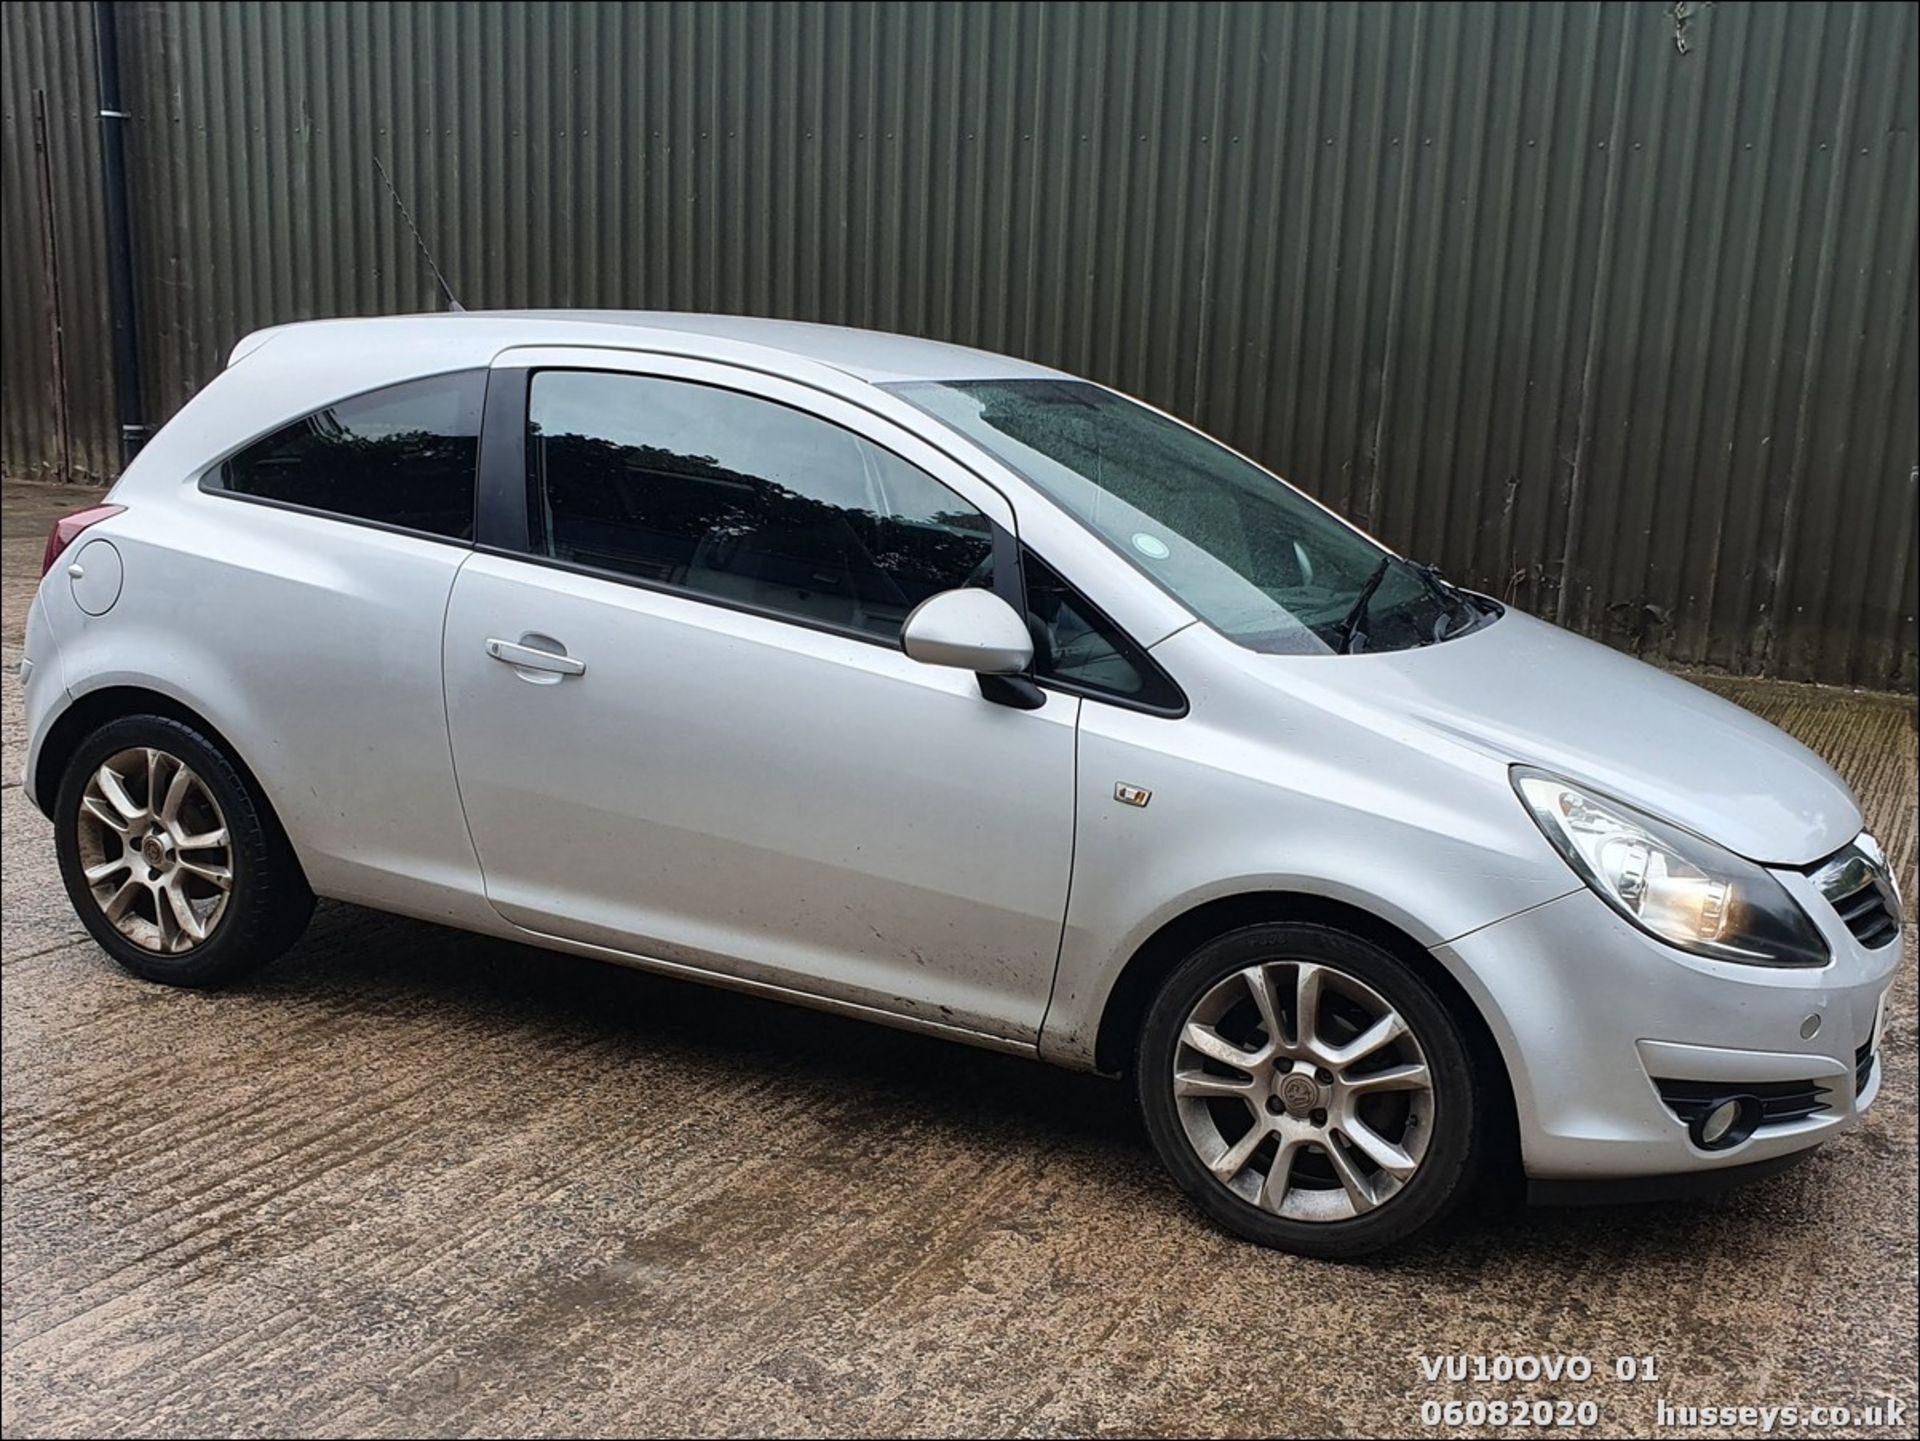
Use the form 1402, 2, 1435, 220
503, 919, 1042, 1060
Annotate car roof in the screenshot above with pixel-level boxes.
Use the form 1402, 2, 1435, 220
230, 310, 1069, 385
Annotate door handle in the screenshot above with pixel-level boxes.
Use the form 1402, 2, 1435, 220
485, 637, 586, 677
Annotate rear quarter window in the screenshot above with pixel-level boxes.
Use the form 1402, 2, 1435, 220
206, 370, 485, 540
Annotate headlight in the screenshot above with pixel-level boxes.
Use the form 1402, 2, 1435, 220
1512, 767, 1829, 968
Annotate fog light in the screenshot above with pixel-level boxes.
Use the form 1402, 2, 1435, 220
1690, 1095, 1760, 1151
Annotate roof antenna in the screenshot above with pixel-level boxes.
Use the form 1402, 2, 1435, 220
374, 154, 463, 312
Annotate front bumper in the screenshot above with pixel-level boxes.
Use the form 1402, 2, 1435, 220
1435, 883, 1900, 1180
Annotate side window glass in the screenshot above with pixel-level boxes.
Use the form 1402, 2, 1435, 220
527, 371, 995, 639
1024, 548, 1184, 712
211, 370, 483, 539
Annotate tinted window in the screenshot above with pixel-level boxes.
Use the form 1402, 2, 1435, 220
212, 371, 483, 539
1024, 549, 1184, 712
528, 371, 995, 640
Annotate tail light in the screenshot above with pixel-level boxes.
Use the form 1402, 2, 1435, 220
42, 504, 126, 577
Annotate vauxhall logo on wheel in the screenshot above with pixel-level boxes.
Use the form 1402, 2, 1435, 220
1277, 1072, 1320, 1118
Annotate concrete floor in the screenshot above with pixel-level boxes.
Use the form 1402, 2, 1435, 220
2, 477, 1914, 1438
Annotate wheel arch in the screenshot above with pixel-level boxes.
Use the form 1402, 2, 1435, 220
33, 685, 305, 880
1091, 890, 1520, 1165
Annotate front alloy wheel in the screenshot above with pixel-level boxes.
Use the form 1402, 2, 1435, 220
1137, 923, 1482, 1258
1174, 960, 1435, 1221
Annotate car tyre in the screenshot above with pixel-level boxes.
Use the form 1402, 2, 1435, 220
54, 714, 313, 988
1136, 922, 1482, 1259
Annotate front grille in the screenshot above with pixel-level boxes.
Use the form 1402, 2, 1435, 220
1808, 838, 1903, 949
1654, 1077, 1831, 1128
1856, 1036, 1876, 1097
1833, 885, 1901, 948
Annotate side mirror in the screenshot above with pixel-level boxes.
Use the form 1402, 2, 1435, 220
900, 588, 1034, 676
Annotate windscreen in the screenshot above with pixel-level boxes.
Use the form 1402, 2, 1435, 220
889, 378, 1485, 655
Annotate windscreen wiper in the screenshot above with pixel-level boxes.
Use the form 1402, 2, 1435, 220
1332, 555, 1394, 654
1406, 560, 1481, 641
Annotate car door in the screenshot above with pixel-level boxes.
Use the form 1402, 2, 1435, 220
442, 350, 1079, 1044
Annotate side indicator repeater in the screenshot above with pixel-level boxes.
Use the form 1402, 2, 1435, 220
1114, 783, 1152, 808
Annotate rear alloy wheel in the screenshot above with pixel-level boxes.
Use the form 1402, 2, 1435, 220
1137, 923, 1482, 1257
55, 714, 313, 988
76, 747, 234, 954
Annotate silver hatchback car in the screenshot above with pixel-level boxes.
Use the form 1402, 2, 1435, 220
22, 313, 1903, 1256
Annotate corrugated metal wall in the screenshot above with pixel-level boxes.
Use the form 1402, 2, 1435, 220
3, 2, 1915, 689
1, 0, 115, 480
